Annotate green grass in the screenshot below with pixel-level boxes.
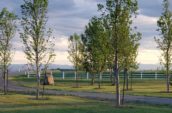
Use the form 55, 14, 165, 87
11, 75, 172, 98
0, 93, 172, 113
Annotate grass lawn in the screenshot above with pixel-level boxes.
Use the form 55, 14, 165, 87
0, 93, 172, 113
11, 75, 172, 98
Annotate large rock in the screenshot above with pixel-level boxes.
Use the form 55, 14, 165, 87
43, 70, 54, 85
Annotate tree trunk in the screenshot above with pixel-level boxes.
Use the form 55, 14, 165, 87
110, 68, 115, 86
3, 63, 7, 95
166, 74, 170, 93
114, 50, 120, 106
75, 71, 79, 88
7, 69, 9, 93
126, 69, 129, 91
109, 69, 112, 84
42, 70, 47, 97
91, 74, 95, 86
36, 71, 40, 99
166, 51, 170, 93
110, 68, 112, 84
98, 72, 102, 89
166, 63, 170, 93
130, 72, 133, 90
122, 68, 127, 105
36, 56, 40, 99
3, 70, 7, 95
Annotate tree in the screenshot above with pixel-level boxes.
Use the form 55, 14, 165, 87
20, 0, 55, 99
110, 4, 141, 104
101, 15, 115, 85
155, 0, 172, 93
68, 33, 83, 88
81, 17, 109, 88
42, 38, 55, 97
120, 31, 141, 104
0, 8, 17, 95
125, 32, 140, 90
98, 0, 139, 106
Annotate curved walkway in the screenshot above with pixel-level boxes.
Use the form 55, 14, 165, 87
0, 77, 172, 105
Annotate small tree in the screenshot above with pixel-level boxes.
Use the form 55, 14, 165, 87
68, 33, 83, 88
124, 32, 141, 90
42, 45, 56, 96
120, 31, 141, 104
155, 0, 172, 93
98, 0, 139, 106
0, 8, 16, 95
20, 0, 55, 99
101, 15, 115, 85
81, 17, 109, 88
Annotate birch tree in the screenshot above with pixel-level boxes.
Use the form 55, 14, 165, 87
120, 31, 141, 104
155, 0, 172, 93
20, 0, 55, 99
68, 33, 83, 88
98, 0, 139, 106
42, 36, 55, 96
0, 8, 16, 95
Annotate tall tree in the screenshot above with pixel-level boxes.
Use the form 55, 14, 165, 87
120, 31, 141, 104
98, 0, 138, 106
155, 0, 172, 93
20, 0, 55, 99
42, 38, 55, 96
81, 17, 109, 88
101, 16, 115, 85
68, 33, 83, 88
0, 8, 17, 95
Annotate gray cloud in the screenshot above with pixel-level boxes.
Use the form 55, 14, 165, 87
138, 0, 163, 17
0, 0, 167, 65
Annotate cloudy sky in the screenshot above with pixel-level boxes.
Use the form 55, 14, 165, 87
0, 0, 167, 67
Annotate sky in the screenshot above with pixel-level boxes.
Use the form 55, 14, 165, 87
0, 0, 168, 68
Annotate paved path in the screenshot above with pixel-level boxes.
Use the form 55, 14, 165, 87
0, 77, 172, 105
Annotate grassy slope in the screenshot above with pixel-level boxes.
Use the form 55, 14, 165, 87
11, 75, 172, 98
0, 93, 172, 113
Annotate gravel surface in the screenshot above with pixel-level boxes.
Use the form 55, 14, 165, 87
0, 77, 172, 105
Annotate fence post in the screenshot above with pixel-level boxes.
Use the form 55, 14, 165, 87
155, 72, 157, 80
27, 71, 30, 78
141, 72, 143, 80
74, 71, 76, 80
86, 72, 89, 80
100, 73, 102, 80
130, 72, 133, 90
62, 71, 65, 80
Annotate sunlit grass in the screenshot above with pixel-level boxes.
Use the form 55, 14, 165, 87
0, 93, 172, 113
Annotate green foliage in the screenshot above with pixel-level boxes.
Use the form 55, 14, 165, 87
155, 0, 172, 92
98, 0, 140, 106
20, 0, 55, 99
20, 0, 54, 67
0, 8, 17, 94
68, 33, 84, 87
81, 17, 110, 87
68, 33, 83, 70
81, 17, 109, 74
119, 29, 141, 71
0, 8, 17, 66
